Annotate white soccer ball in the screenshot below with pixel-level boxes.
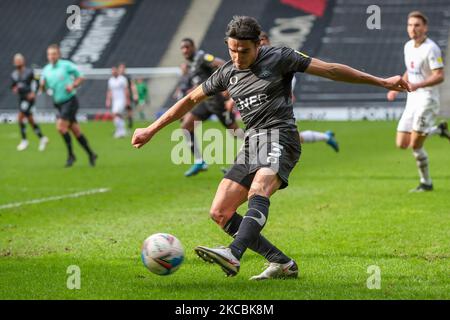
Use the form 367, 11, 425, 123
141, 233, 184, 275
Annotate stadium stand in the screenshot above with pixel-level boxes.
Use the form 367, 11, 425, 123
295, 0, 450, 109
0, 0, 74, 112
0, 0, 190, 113
1, 0, 449, 119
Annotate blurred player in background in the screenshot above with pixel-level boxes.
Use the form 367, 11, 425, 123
106, 66, 129, 138
118, 62, 138, 130
132, 16, 410, 279
387, 11, 449, 192
40, 44, 97, 167
178, 38, 243, 177
11, 53, 48, 151
135, 78, 149, 120
259, 31, 339, 152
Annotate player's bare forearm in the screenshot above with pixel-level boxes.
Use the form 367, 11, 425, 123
402, 71, 408, 82
132, 83, 138, 101
73, 77, 84, 88
412, 69, 444, 90
212, 57, 225, 68
132, 85, 207, 148
106, 90, 111, 107
387, 71, 409, 101
38, 80, 46, 94
154, 89, 204, 131
306, 58, 411, 91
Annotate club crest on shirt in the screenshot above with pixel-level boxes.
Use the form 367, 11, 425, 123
230, 76, 238, 85
258, 69, 272, 78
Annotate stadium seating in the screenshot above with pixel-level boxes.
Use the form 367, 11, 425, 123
296, 0, 450, 106
0, 0, 74, 112
1, 0, 449, 113
0, 0, 190, 112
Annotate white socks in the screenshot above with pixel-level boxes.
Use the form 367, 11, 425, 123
299, 130, 329, 143
427, 126, 440, 136
413, 148, 432, 185
114, 116, 126, 137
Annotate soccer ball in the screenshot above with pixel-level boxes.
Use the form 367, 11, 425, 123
141, 233, 184, 275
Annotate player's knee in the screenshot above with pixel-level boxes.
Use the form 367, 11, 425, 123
209, 207, 227, 226
410, 140, 423, 150
396, 137, 409, 149
57, 125, 67, 134
181, 121, 193, 131
396, 142, 409, 149
248, 186, 270, 199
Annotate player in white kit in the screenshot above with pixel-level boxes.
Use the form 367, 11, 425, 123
106, 66, 130, 138
387, 11, 449, 192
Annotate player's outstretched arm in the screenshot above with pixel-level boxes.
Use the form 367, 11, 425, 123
38, 78, 46, 95
410, 68, 444, 90
131, 85, 207, 149
306, 58, 411, 92
387, 71, 408, 101
66, 76, 84, 93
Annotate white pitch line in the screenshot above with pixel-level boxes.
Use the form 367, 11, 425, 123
0, 188, 111, 211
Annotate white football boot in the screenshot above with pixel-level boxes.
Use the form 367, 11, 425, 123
17, 139, 29, 151
195, 246, 240, 277
39, 136, 49, 151
249, 260, 298, 280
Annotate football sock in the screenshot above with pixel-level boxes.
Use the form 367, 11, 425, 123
114, 117, 126, 135
427, 126, 440, 136
300, 130, 328, 142
62, 132, 74, 157
19, 122, 26, 140
223, 212, 290, 263
32, 124, 43, 138
184, 130, 203, 164
120, 117, 126, 134
229, 195, 270, 260
413, 148, 432, 185
113, 117, 120, 133
77, 134, 94, 157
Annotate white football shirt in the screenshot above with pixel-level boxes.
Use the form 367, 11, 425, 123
108, 75, 128, 105
404, 37, 444, 99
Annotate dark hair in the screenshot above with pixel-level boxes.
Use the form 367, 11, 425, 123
259, 30, 269, 40
225, 16, 261, 42
181, 38, 195, 46
408, 11, 428, 25
47, 43, 60, 51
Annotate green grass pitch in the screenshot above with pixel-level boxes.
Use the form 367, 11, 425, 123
0, 120, 449, 299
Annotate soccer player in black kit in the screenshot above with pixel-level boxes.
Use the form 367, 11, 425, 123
179, 38, 243, 177
132, 16, 410, 279
11, 53, 48, 151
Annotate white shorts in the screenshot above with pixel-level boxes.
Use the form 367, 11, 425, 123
112, 101, 126, 115
397, 92, 439, 134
